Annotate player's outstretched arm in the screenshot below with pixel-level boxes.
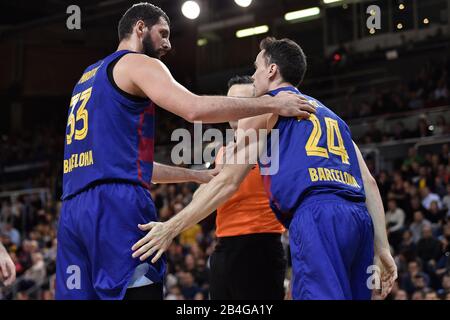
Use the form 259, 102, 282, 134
132, 162, 252, 263
353, 141, 397, 299
152, 162, 219, 184
0, 243, 16, 287
127, 55, 315, 123
132, 114, 273, 263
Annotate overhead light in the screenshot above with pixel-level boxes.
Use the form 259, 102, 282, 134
323, 0, 342, 4
397, 23, 403, 29
284, 7, 320, 21
423, 18, 429, 24
234, 0, 252, 7
369, 28, 376, 35
386, 50, 399, 60
197, 38, 208, 46
236, 25, 269, 38
181, 1, 200, 20
399, 4, 405, 10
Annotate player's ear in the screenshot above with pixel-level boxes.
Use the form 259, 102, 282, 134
135, 20, 146, 37
268, 63, 278, 79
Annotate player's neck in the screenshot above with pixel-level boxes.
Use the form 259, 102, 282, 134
117, 39, 143, 54
268, 80, 295, 92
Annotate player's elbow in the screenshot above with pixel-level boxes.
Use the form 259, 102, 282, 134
183, 96, 203, 123
364, 173, 378, 189
185, 111, 201, 123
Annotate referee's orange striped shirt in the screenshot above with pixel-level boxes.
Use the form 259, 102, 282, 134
215, 146, 285, 237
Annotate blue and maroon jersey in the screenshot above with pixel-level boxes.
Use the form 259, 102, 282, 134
259, 86, 366, 228
62, 50, 155, 200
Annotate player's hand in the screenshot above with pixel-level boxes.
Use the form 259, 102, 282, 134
131, 222, 175, 263
373, 248, 397, 299
193, 167, 220, 184
270, 91, 316, 119
0, 246, 16, 287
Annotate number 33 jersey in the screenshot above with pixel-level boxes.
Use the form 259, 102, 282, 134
62, 50, 155, 200
260, 86, 366, 228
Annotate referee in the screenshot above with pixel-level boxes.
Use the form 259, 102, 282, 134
209, 76, 286, 300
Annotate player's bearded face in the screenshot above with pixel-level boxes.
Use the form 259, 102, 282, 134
141, 18, 171, 59
142, 34, 160, 59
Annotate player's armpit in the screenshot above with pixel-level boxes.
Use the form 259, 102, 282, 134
125, 55, 200, 121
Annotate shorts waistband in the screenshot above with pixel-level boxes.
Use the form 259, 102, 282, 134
298, 193, 366, 210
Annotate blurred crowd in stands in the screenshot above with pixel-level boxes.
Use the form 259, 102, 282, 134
342, 59, 449, 120
1, 143, 449, 300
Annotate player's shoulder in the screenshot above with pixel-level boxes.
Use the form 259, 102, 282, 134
119, 53, 165, 69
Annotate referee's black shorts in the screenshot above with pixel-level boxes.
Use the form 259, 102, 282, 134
209, 232, 286, 300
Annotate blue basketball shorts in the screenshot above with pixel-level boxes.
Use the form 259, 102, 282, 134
56, 183, 165, 300
289, 195, 374, 300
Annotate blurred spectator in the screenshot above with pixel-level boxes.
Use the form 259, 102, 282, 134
420, 187, 443, 210
403, 148, 424, 169
391, 121, 410, 140
411, 290, 425, 300
398, 230, 417, 262
433, 79, 449, 103
179, 224, 202, 247
165, 285, 184, 300
424, 290, 440, 300
1, 223, 20, 247
433, 116, 449, 136
443, 185, 450, 218
416, 225, 442, 264
394, 289, 408, 300
410, 211, 432, 243
437, 274, 450, 297
386, 199, 406, 248
179, 271, 201, 300
401, 260, 430, 295
425, 201, 446, 225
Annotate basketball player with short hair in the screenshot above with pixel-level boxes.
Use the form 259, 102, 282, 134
56, 3, 314, 300
132, 37, 397, 300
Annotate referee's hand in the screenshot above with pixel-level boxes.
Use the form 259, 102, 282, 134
131, 222, 175, 264
0, 245, 16, 287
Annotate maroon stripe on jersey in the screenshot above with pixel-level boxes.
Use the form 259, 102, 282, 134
139, 137, 154, 162
136, 103, 154, 188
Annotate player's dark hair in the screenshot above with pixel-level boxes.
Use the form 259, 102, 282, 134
118, 2, 170, 41
227, 75, 253, 89
259, 37, 307, 86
